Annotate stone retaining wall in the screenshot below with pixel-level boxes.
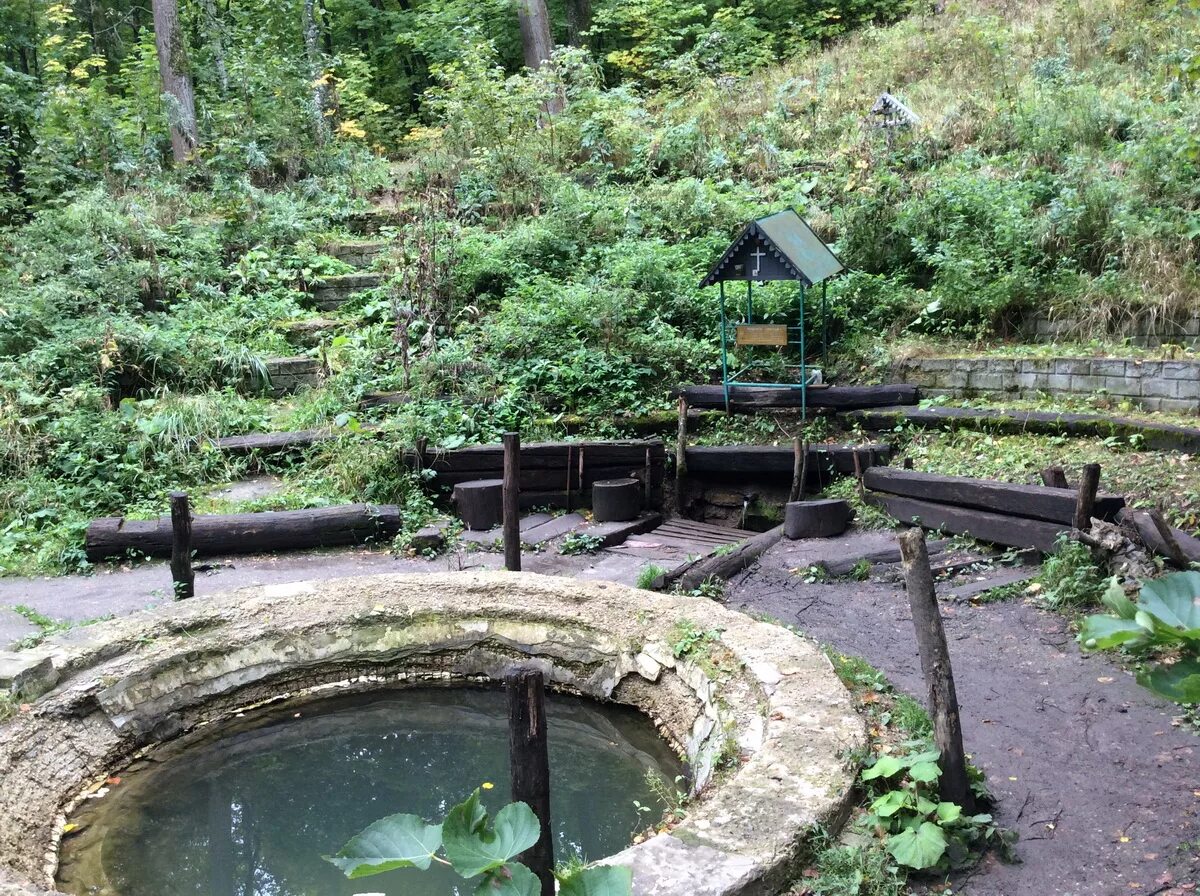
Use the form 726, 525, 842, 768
308, 272, 383, 311
1021, 311, 1200, 348
263, 356, 323, 397
893, 356, 1200, 413
0, 573, 863, 896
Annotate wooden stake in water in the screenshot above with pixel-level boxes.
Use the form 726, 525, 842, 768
503, 432, 521, 572
898, 527, 974, 811
170, 491, 194, 600
506, 668, 554, 895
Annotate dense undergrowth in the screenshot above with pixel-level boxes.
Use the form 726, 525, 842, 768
0, 0, 1198, 573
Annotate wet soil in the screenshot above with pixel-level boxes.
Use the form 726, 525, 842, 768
729, 535, 1200, 896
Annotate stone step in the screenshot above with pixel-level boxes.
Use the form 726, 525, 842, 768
258, 356, 323, 397
322, 241, 389, 269
307, 273, 384, 311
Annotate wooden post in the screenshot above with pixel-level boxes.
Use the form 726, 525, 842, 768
503, 432, 521, 572
1041, 466, 1069, 489
1073, 463, 1102, 532
1148, 507, 1187, 568
643, 447, 653, 510
898, 527, 974, 811
506, 668, 554, 896
169, 491, 194, 599
903, 457, 914, 470
415, 436, 428, 471
675, 396, 688, 515
852, 449, 866, 499
789, 437, 804, 503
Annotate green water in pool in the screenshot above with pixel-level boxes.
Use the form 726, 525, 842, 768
56, 687, 685, 896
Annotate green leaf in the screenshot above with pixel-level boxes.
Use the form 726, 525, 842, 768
861, 755, 904, 780
559, 865, 634, 896
869, 789, 909, 817
886, 821, 948, 869
1137, 658, 1200, 704
474, 863, 541, 896
914, 796, 938, 816
908, 761, 940, 783
325, 812, 443, 878
1101, 577, 1137, 619
1138, 572, 1200, 630
444, 797, 540, 879
1078, 615, 1145, 650
935, 802, 962, 823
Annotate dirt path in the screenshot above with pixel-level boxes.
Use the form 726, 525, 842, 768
729, 537, 1200, 896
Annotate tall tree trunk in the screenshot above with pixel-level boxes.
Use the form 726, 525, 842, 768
565, 0, 591, 48
516, 0, 561, 114
199, 0, 228, 95
303, 0, 330, 144
151, 0, 198, 163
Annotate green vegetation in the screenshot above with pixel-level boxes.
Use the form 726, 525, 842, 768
9, 603, 110, 649
635, 564, 668, 590
0, 0, 1197, 574
1080, 572, 1200, 704
1036, 535, 1109, 610
327, 787, 630, 895
558, 532, 604, 555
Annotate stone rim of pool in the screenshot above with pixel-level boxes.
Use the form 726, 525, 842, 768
0, 572, 866, 896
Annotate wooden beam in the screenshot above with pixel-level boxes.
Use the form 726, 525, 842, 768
680, 384, 918, 411
503, 433, 521, 572
862, 467, 1125, 525
506, 668, 554, 896
653, 524, 784, 592
867, 493, 1068, 553
169, 491, 194, 599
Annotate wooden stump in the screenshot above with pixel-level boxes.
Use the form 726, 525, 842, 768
784, 499, 853, 540
592, 478, 642, 522
453, 479, 504, 531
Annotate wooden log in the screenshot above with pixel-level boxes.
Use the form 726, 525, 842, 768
784, 499, 853, 540
1148, 508, 1188, 568
1041, 466, 1069, 489
862, 467, 1125, 525
1121, 509, 1200, 565
679, 384, 919, 411
676, 396, 688, 515
412, 440, 665, 472
506, 668, 555, 896
592, 478, 642, 522
898, 528, 974, 812
867, 493, 1068, 552
1074, 463, 1102, 531
210, 429, 334, 455
821, 538, 953, 577
454, 479, 504, 531
655, 524, 785, 592
169, 491, 194, 599
683, 444, 892, 477
85, 504, 402, 561
503, 433, 521, 572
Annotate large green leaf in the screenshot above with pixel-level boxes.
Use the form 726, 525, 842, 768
1079, 614, 1146, 650
1138, 658, 1200, 704
869, 789, 909, 818
861, 755, 904, 780
935, 802, 962, 823
559, 865, 634, 896
886, 821, 948, 869
444, 797, 541, 879
325, 813, 443, 878
473, 862, 541, 896
1101, 577, 1137, 619
907, 761, 941, 783
1138, 572, 1200, 631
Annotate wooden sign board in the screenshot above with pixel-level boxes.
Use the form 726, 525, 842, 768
735, 324, 789, 346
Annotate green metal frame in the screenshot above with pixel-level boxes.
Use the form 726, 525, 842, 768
717, 280, 829, 418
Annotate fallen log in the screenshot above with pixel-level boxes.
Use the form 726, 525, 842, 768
866, 493, 1068, 553
862, 468, 1125, 525
86, 503, 402, 561
679, 384, 918, 412
653, 524, 785, 592
1119, 509, 1200, 566
210, 429, 334, 455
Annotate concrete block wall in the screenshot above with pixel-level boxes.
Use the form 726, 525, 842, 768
263, 356, 324, 397
1021, 312, 1200, 348
893, 356, 1200, 413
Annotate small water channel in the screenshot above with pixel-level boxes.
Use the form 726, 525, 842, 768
57, 686, 685, 896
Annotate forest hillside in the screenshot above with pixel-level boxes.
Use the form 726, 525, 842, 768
0, 0, 1198, 572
